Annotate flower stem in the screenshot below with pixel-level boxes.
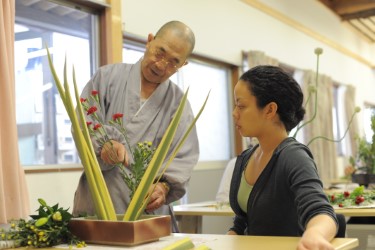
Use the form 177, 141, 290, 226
307, 106, 358, 146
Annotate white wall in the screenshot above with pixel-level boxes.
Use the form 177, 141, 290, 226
122, 0, 375, 126
26, 171, 81, 212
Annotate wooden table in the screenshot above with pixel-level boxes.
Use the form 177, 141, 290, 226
34, 233, 358, 250
165, 234, 358, 250
335, 207, 375, 216
173, 201, 375, 234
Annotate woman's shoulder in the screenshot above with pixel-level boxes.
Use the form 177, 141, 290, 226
276, 137, 312, 157
276, 138, 317, 171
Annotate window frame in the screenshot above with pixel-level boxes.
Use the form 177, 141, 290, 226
19, 0, 121, 173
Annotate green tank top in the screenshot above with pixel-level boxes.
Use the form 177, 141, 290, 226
238, 170, 253, 212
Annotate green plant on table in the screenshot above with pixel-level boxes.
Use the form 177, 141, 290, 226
349, 112, 375, 175
328, 186, 375, 208
0, 199, 85, 248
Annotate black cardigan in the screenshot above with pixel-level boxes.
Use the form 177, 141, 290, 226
229, 137, 338, 236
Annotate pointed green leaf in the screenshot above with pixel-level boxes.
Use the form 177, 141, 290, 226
123, 88, 190, 221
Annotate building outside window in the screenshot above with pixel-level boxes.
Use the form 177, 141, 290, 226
15, 0, 99, 166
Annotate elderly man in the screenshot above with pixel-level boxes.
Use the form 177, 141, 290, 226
73, 21, 199, 232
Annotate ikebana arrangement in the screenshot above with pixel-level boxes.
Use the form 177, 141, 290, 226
45, 46, 209, 223
81, 90, 156, 200
0, 47, 210, 248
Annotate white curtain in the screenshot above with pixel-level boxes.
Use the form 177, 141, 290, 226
295, 70, 337, 187
343, 85, 360, 157
0, 0, 30, 223
246, 50, 279, 70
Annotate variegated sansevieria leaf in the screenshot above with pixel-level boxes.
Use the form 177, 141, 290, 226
135, 90, 211, 220
154, 90, 210, 182
124, 88, 210, 221
46, 47, 116, 221
162, 237, 195, 250
123, 88, 190, 221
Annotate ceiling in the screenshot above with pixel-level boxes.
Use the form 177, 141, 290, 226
318, 0, 375, 43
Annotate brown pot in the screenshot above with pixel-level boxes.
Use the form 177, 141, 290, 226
68, 215, 171, 246
351, 173, 375, 187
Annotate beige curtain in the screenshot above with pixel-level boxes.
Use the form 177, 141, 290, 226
298, 70, 337, 187
246, 50, 279, 69
343, 85, 360, 157
0, 0, 30, 223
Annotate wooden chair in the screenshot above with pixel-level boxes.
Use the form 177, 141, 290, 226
336, 213, 347, 238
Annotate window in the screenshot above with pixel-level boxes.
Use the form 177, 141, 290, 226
15, 0, 100, 166
123, 40, 235, 161
363, 104, 375, 143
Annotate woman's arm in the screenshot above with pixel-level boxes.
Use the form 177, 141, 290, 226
297, 214, 337, 250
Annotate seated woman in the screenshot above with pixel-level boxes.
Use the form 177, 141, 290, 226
228, 65, 338, 250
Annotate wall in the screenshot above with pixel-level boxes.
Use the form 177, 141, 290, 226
122, 0, 375, 129
25, 170, 81, 212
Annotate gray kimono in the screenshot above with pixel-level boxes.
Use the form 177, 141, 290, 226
72, 59, 199, 218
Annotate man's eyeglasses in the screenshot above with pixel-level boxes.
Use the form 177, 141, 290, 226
149, 48, 182, 71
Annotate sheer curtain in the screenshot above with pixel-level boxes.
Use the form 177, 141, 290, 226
344, 85, 360, 157
245, 50, 279, 69
296, 70, 337, 187
0, 0, 29, 223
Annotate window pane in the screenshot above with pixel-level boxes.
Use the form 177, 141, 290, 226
178, 60, 231, 161
15, 0, 98, 165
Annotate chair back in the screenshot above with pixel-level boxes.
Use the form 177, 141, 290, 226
336, 213, 346, 238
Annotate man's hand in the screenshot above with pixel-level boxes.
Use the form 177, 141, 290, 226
100, 140, 129, 166
145, 182, 170, 212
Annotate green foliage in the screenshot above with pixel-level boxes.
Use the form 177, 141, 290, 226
82, 91, 156, 200
120, 142, 156, 199
0, 199, 85, 248
350, 113, 375, 174
328, 186, 375, 207
46, 47, 116, 220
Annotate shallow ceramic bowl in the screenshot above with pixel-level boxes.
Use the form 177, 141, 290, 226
68, 215, 171, 246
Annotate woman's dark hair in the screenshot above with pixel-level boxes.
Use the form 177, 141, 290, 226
240, 65, 305, 132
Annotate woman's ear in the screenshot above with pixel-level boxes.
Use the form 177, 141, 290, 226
265, 102, 278, 118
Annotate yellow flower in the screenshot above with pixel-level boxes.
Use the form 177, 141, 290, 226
52, 211, 62, 221
35, 217, 48, 227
